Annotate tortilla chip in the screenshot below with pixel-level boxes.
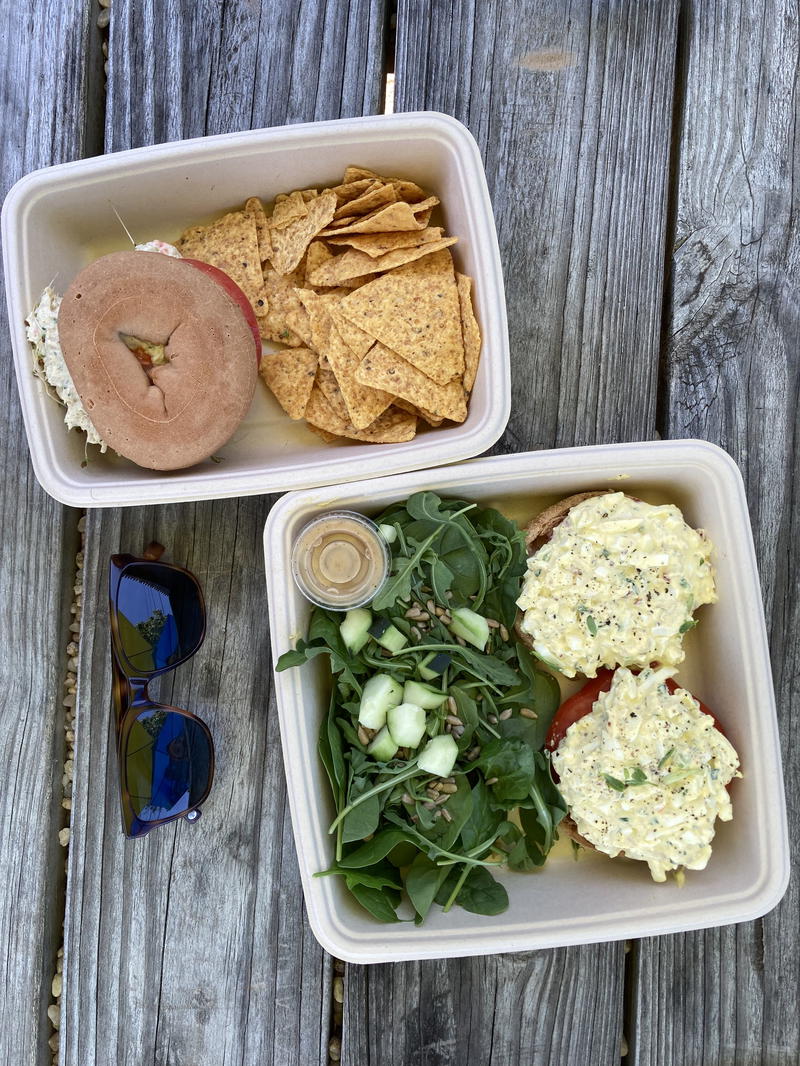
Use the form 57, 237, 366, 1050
306, 236, 457, 287
304, 240, 333, 281
271, 190, 337, 275
245, 197, 273, 264
410, 195, 439, 214
342, 166, 379, 183
295, 289, 394, 429
176, 210, 267, 317
305, 387, 416, 443
325, 227, 444, 258
337, 250, 465, 385
390, 178, 428, 203
259, 348, 317, 419
333, 182, 397, 220
356, 343, 467, 423
457, 273, 481, 393
306, 422, 342, 443
330, 179, 375, 206
394, 397, 444, 426
272, 190, 309, 228
259, 264, 308, 346
316, 356, 351, 421
319, 201, 430, 236
326, 303, 374, 359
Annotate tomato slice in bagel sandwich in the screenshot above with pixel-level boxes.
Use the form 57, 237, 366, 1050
57, 251, 260, 471
545, 666, 740, 882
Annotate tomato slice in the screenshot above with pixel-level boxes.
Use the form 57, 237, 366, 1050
181, 258, 262, 364
545, 670, 723, 753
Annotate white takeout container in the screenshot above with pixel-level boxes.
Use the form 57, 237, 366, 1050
2, 113, 509, 507
264, 440, 789, 963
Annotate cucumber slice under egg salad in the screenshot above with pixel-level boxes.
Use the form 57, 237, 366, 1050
276, 491, 567, 924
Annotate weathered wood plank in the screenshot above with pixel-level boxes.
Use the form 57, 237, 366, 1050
630, 1, 800, 1062
0, 4, 98, 1063
62, 2, 387, 1064
341, 3, 679, 1064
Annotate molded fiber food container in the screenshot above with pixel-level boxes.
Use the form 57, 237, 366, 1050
264, 440, 789, 963
2, 112, 509, 507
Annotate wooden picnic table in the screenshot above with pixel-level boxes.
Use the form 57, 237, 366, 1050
1, 1, 797, 1062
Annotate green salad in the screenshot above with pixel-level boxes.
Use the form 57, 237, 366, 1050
276, 492, 566, 924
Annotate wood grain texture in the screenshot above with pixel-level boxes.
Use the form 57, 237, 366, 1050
63, 3, 387, 1064
0, 3, 95, 1063
396, 0, 680, 454
630, 1, 800, 1064
339, 3, 677, 1065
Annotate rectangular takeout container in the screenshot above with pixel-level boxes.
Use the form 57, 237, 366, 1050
2, 112, 509, 507
265, 440, 789, 963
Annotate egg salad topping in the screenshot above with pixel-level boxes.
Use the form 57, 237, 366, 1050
552, 667, 740, 881
26, 287, 107, 450
516, 492, 717, 677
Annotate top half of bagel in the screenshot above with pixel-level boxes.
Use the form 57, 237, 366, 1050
57, 251, 258, 471
515, 490, 717, 677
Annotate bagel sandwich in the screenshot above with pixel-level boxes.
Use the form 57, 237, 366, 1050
54, 250, 260, 471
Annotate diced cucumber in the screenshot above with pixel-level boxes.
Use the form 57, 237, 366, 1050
449, 607, 490, 650
403, 680, 447, 710
339, 608, 372, 653
387, 703, 427, 748
368, 616, 391, 639
419, 651, 451, 681
375, 624, 408, 653
358, 674, 403, 729
378, 523, 397, 544
417, 734, 458, 778
367, 725, 399, 761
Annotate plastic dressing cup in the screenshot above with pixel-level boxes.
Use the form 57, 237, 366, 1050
290, 511, 390, 610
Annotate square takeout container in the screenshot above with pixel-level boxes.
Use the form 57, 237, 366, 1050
264, 440, 789, 963
2, 112, 509, 507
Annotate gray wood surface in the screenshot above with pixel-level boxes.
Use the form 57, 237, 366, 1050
0, 3, 97, 1063
62, 2, 387, 1064
630, 2, 800, 1063
340, 3, 679, 1065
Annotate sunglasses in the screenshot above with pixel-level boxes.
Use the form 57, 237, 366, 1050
109, 551, 214, 837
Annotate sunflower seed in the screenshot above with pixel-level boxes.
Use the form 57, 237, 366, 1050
357, 726, 369, 746
520, 707, 538, 719
455, 635, 467, 646
486, 618, 500, 628
402, 793, 413, 804
485, 777, 498, 786
434, 792, 450, 805
445, 715, 462, 727
447, 696, 457, 714
426, 599, 436, 614
439, 782, 458, 794
488, 714, 498, 725
452, 725, 464, 738
499, 624, 510, 641
441, 807, 453, 823
499, 707, 513, 721
410, 626, 422, 641
423, 801, 436, 811
405, 607, 422, 619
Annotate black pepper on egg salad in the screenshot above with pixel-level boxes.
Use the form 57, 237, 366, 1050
515, 492, 717, 678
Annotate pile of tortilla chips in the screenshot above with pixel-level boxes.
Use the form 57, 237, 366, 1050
176, 167, 481, 444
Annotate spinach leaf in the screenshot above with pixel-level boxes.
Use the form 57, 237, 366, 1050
349, 882, 401, 923
475, 737, 538, 805
459, 778, 504, 852
338, 828, 417, 868
435, 866, 509, 915
405, 853, 449, 924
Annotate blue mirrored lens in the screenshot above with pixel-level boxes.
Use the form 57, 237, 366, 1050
115, 563, 203, 674
125, 709, 212, 833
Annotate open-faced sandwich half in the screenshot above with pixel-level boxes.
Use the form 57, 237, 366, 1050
545, 666, 740, 882
515, 491, 717, 678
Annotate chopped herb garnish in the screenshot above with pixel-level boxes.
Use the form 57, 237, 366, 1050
658, 746, 676, 769
679, 618, 698, 634
585, 615, 598, 636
